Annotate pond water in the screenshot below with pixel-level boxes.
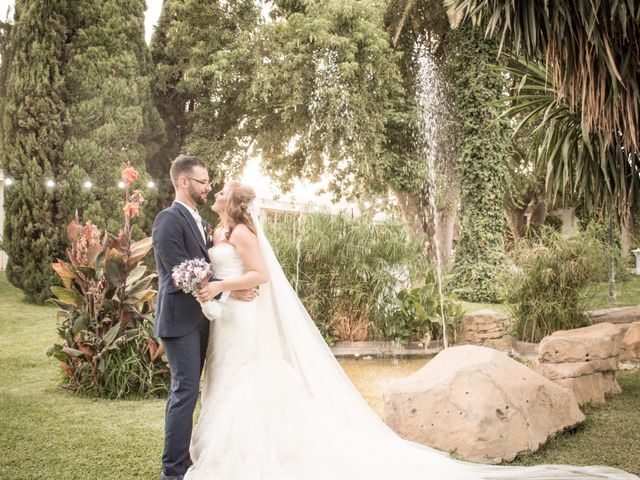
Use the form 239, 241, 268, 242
337, 357, 431, 417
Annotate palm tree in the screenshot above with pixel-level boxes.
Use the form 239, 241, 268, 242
444, 0, 639, 151
443, 0, 640, 214
499, 58, 639, 215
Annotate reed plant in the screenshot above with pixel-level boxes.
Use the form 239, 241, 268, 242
508, 227, 607, 342
264, 212, 428, 343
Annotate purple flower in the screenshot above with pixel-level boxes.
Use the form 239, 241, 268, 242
172, 258, 213, 295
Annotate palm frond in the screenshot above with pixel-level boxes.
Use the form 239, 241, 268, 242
446, 0, 640, 151
496, 57, 640, 216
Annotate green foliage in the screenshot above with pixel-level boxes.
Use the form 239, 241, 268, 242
47, 178, 168, 399
385, 275, 463, 345
0, 0, 162, 303
150, 0, 262, 190
508, 228, 607, 342
61, 0, 163, 235
0, 0, 69, 303
445, 24, 511, 302
446, 0, 640, 154
496, 58, 639, 218
249, 0, 404, 196
264, 212, 427, 343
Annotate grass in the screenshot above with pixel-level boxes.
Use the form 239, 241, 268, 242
0, 273, 165, 479
1, 272, 639, 478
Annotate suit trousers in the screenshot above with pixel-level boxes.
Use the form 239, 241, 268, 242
161, 318, 210, 476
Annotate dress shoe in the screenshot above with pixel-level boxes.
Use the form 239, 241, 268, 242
159, 471, 184, 480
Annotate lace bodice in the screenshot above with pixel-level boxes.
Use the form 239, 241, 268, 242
208, 243, 245, 279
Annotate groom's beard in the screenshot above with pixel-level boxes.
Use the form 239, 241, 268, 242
188, 185, 207, 206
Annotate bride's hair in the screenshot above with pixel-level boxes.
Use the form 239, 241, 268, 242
221, 181, 257, 240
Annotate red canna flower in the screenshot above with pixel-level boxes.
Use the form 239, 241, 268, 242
123, 202, 140, 217
121, 167, 139, 186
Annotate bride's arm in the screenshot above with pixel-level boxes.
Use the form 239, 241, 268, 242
196, 224, 267, 301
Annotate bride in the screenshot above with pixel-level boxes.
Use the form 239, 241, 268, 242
186, 180, 637, 480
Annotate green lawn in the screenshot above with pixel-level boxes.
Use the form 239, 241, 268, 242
1, 272, 639, 478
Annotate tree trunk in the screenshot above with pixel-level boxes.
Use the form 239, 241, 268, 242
393, 188, 458, 270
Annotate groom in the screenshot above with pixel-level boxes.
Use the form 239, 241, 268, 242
152, 154, 253, 480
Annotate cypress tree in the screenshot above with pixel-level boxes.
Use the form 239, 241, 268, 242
149, 0, 196, 208
0, 0, 69, 303
61, 0, 164, 235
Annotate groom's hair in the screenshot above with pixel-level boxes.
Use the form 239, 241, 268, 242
170, 154, 206, 188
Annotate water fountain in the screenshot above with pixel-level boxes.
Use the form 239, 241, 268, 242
415, 42, 449, 348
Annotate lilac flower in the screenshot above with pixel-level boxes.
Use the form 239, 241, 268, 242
172, 258, 213, 295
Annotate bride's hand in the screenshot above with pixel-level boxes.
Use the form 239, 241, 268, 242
196, 281, 223, 302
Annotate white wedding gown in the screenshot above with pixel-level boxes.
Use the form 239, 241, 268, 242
184, 212, 637, 480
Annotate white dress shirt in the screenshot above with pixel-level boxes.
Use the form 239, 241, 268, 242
175, 200, 232, 303
175, 200, 206, 244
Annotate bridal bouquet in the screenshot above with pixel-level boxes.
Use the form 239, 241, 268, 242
171, 258, 222, 321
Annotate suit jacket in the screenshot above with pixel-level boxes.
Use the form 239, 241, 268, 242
152, 201, 210, 338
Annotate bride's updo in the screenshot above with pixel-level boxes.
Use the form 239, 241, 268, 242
222, 181, 257, 240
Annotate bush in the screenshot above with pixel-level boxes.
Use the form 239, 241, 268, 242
264, 212, 428, 343
385, 270, 463, 345
46, 168, 169, 398
508, 227, 607, 342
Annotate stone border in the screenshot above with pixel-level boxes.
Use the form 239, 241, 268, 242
331, 340, 442, 358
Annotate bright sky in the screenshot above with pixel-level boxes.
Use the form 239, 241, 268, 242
0, 0, 345, 207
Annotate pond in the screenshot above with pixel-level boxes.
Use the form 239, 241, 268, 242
337, 357, 431, 417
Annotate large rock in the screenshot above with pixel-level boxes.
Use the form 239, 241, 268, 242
383, 345, 584, 464
555, 372, 622, 404
622, 322, 640, 360
531, 357, 618, 380
460, 309, 511, 348
538, 322, 624, 363
535, 323, 624, 404
588, 305, 640, 325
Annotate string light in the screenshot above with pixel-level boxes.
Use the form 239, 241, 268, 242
0, 176, 168, 189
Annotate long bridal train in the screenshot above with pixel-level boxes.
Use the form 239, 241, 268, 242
184, 208, 638, 480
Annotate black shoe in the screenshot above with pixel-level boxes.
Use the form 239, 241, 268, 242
159, 471, 184, 480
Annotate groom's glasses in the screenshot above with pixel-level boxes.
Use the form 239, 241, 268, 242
187, 177, 212, 187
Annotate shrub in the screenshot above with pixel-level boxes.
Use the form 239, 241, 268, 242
385, 270, 463, 345
46, 168, 169, 398
264, 212, 428, 343
508, 227, 607, 342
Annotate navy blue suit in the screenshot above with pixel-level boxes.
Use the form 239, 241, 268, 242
152, 201, 211, 476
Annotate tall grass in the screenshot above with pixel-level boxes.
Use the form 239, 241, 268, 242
508, 228, 607, 342
264, 212, 428, 342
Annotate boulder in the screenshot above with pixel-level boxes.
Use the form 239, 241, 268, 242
383, 345, 584, 464
535, 323, 624, 405
460, 309, 510, 347
622, 322, 640, 361
538, 322, 624, 363
555, 372, 621, 405
531, 357, 618, 380
587, 305, 640, 325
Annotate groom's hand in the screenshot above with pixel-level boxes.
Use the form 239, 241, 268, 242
230, 288, 258, 302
